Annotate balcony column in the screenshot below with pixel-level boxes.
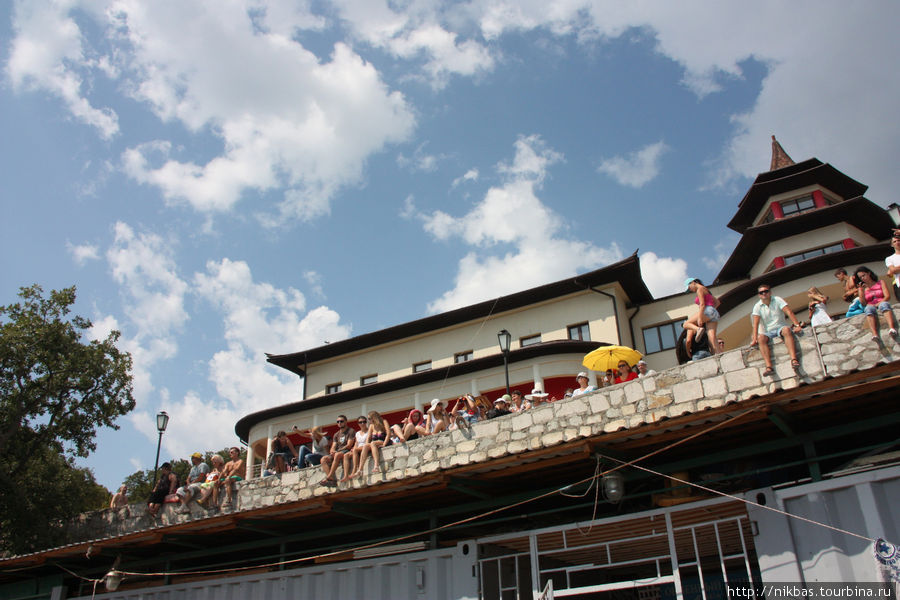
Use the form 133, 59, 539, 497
264, 425, 274, 475
245, 445, 254, 480
532, 364, 544, 393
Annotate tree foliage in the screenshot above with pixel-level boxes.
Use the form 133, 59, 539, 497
0, 284, 135, 555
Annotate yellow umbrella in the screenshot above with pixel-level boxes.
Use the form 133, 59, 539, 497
582, 345, 643, 372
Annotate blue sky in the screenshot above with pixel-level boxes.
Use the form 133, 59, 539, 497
3, 1, 899, 492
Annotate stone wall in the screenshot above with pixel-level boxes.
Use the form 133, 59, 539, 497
65, 308, 899, 545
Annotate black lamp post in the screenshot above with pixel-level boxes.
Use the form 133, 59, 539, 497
152, 411, 169, 486
497, 329, 512, 395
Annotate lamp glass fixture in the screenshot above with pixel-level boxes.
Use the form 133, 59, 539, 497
602, 471, 625, 503
497, 329, 511, 353
156, 411, 169, 433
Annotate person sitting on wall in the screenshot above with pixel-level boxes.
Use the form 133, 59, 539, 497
614, 361, 638, 384
176, 452, 210, 514
147, 462, 178, 518
218, 447, 245, 510
834, 268, 859, 302
449, 394, 480, 425
486, 395, 512, 419
390, 409, 426, 443
572, 372, 594, 396
110, 485, 128, 509
855, 265, 899, 340
196, 454, 225, 509
346, 411, 391, 480
269, 430, 298, 474
320, 415, 356, 486
750, 284, 803, 376
295, 426, 330, 468
886, 231, 900, 300
636, 360, 656, 378
682, 278, 721, 358
425, 399, 450, 434
346, 415, 369, 479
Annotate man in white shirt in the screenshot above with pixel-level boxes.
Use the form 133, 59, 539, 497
636, 360, 656, 378
750, 285, 803, 376
886, 231, 900, 300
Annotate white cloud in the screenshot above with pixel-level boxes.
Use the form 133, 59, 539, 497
397, 142, 447, 173
68, 242, 100, 265
423, 135, 624, 313
9, 2, 416, 223
6, 0, 119, 138
639, 251, 689, 298
597, 141, 668, 188
452, 168, 479, 188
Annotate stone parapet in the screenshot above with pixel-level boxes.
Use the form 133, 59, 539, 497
64, 308, 899, 545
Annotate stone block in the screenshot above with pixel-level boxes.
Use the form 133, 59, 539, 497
673, 379, 704, 403
725, 368, 761, 391
697, 397, 725, 411
478, 421, 500, 438
702, 375, 726, 397
624, 381, 644, 403
608, 388, 625, 407
621, 403, 636, 416
719, 350, 746, 373
555, 398, 588, 418
511, 412, 533, 429
488, 446, 507, 458
641, 377, 657, 392
589, 395, 611, 412
532, 408, 553, 424
508, 440, 528, 453
604, 419, 627, 432
541, 431, 564, 446
281, 471, 300, 486
683, 358, 719, 380
645, 394, 673, 410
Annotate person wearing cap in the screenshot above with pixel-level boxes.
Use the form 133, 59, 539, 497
636, 360, 656, 378
572, 372, 594, 397
487, 395, 512, 419
682, 277, 720, 359
175, 452, 210, 513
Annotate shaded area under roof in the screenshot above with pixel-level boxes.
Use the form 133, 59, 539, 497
265, 253, 652, 378
237, 340, 603, 442
728, 160, 868, 233
715, 197, 895, 283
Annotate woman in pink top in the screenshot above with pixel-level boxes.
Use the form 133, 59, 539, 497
855, 265, 898, 341
682, 278, 721, 358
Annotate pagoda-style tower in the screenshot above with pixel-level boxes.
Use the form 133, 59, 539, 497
715, 136, 894, 285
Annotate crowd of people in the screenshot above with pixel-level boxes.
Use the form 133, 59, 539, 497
132, 233, 899, 515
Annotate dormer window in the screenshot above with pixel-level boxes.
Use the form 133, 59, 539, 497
759, 191, 837, 225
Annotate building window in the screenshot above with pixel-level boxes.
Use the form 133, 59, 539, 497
413, 360, 432, 373
454, 350, 473, 364
325, 382, 341, 395
360, 374, 377, 386
520, 334, 541, 347
782, 242, 845, 266
760, 193, 835, 224
567, 323, 591, 341
642, 319, 686, 354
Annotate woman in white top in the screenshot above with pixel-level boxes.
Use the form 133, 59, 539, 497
425, 399, 449, 434
572, 372, 594, 397
807, 287, 832, 327
344, 415, 369, 480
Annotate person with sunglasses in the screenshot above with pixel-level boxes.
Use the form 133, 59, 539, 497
614, 361, 638, 384
886, 231, 900, 301
855, 265, 898, 341
320, 415, 355, 486
750, 285, 803, 376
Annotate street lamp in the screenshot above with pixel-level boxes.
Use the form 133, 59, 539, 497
497, 329, 512, 395
152, 411, 169, 486
601, 471, 625, 503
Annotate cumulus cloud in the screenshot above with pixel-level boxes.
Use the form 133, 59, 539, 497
639, 252, 689, 298
597, 141, 668, 188
87, 226, 353, 460
9, 1, 415, 223
67, 242, 100, 265
423, 135, 626, 313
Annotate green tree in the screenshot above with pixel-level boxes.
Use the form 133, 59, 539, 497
0, 284, 135, 555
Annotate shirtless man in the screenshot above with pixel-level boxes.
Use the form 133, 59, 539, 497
834, 268, 858, 302
218, 447, 245, 510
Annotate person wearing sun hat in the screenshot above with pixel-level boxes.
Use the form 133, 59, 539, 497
572, 372, 594, 397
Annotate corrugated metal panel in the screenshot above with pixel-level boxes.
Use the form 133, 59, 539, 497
76, 543, 477, 600
748, 464, 900, 583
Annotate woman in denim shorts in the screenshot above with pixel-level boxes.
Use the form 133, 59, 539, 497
682, 278, 721, 358
855, 266, 898, 340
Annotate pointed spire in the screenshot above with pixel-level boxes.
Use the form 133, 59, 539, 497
770, 135, 795, 171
